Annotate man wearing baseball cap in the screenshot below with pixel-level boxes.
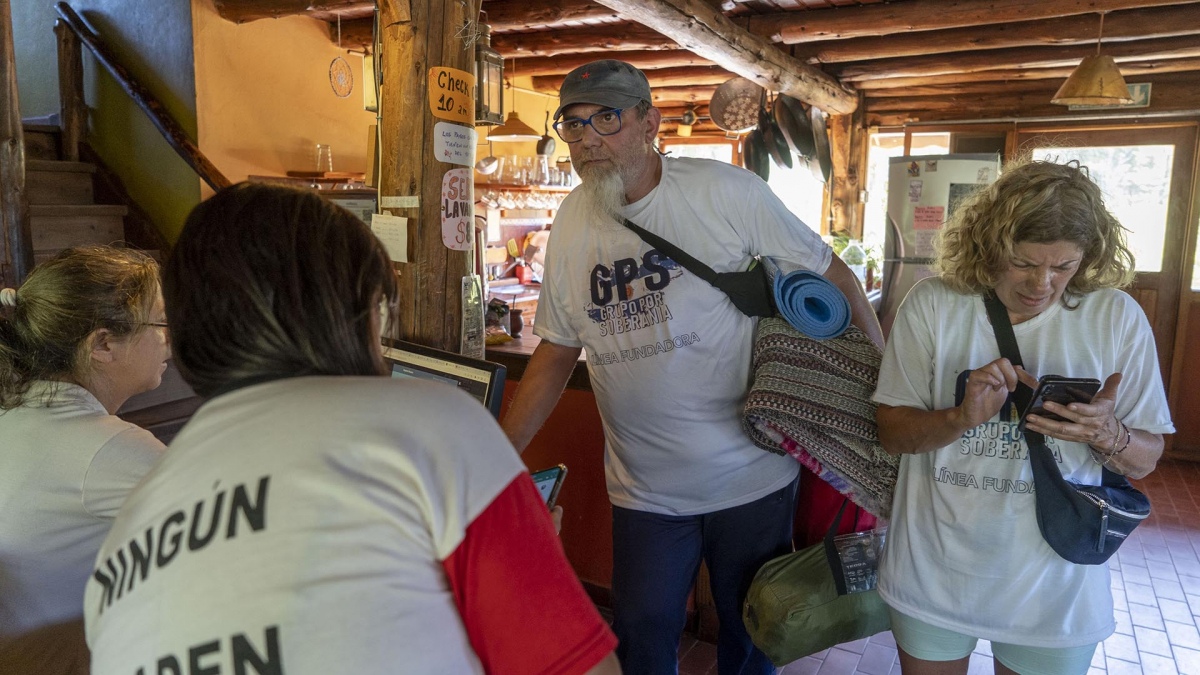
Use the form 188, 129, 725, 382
503, 59, 883, 675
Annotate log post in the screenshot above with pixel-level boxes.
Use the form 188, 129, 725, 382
0, 0, 32, 288
827, 93, 868, 241
378, 0, 478, 353
55, 19, 85, 162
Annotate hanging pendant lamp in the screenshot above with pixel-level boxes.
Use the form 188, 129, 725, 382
1052, 13, 1134, 106
488, 60, 542, 142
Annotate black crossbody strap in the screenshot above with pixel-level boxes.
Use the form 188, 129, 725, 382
982, 292, 1037, 435
983, 292, 1119, 482
621, 218, 719, 285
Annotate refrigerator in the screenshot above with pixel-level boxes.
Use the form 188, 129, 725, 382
878, 153, 1001, 337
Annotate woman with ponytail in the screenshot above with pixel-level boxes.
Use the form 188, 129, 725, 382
0, 246, 169, 658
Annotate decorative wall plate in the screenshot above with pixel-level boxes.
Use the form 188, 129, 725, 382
330, 56, 354, 98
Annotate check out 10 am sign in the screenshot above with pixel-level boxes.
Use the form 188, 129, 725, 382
428, 67, 474, 125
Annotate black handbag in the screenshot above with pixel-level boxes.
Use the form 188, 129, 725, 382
620, 218, 774, 318
983, 292, 1149, 565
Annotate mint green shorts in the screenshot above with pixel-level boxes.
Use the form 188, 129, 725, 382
888, 607, 1097, 675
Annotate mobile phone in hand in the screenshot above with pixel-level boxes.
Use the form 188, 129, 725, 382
530, 464, 567, 510
1018, 375, 1102, 431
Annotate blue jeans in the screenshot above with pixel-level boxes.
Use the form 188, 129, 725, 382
611, 480, 797, 675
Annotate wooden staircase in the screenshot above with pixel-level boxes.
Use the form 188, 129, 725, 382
22, 123, 200, 442
22, 124, 129, 264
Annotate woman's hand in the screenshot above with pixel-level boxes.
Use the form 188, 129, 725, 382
955, 358, 1029, 429
1023, 373, 1121, 448
878, 358, 1030, 456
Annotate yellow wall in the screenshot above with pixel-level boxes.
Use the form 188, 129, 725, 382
191, 0, 377, 194
12, 0, 202, 242
474, 75, 559, 182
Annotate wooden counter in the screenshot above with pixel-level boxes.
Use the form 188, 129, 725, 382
486, 334, 591, 391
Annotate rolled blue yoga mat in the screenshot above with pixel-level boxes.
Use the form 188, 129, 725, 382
772, 270, 850, 339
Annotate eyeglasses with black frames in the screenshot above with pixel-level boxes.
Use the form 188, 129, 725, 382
553, 108, 625, 143
139, 322, 169, 329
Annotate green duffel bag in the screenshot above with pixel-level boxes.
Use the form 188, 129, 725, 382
743, 500, 891, 666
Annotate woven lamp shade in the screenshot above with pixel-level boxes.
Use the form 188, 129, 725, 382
488, 112, 541, 142
1052, 55, 1134, 106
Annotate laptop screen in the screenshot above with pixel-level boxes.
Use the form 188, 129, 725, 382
381, 339, 507, 419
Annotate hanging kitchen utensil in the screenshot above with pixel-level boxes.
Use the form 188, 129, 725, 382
537, 110, 557, 156
744, 128, 770, 182
476, 141, 500, 175
774, 94, 815, 159
710, 77, 764, 133
809, 106, 832, 184
760, 97, 793, 170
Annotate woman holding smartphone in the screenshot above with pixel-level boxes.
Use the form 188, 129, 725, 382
83, 184, 619, 675
873, 160, 1173, 675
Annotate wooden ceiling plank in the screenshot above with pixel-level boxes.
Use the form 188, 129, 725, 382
854, 57, 1200, 90
799, 6, 1200, 65
747, 0, 1200, 44
866, 77, 1200, 126
514, 49, 716, 76
834, 34, 1200, 82
483, 0, 619, 32
532, 65, 736, 93
493, 23, 678, 57
591, 0, 857, 113
214, 0, 376, 23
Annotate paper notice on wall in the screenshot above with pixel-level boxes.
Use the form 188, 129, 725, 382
434, 122, 477, 167
371, 213, 408, 262
441, 168, 473, 251
913, 205, 945, 230
427, 67, 474, 125
908, 179, 923, 202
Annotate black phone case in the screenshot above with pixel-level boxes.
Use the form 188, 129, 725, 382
1018, 377, 1101, 429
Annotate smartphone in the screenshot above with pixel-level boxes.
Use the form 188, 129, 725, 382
530, 464, 567, 510
1018, 375, 1102, 431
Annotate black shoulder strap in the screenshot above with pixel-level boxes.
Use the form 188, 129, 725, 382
983, 292, 1035, 420
620, 218, 718, 285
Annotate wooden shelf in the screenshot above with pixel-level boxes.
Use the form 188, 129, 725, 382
476, 182, 573, 192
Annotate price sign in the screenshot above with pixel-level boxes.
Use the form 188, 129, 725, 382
441, 168, 473, 251
428, 67, 475, 125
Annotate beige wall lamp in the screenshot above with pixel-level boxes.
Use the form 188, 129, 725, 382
677, 108, 698, 137
1052, 13, 1134, 106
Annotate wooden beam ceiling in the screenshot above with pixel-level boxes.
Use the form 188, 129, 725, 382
532, 65, 735, 93
484, 0, 618, 32
796, 6, 1200, 65
853, 57, 1200, 90
492, 23, 677, 58
834, 36, 1200, 82
591, 0, 857, 113
746, 0, 1200, 44
214, 0, 374, 23
865, 72, 1200, 126
513, 50, 716, 77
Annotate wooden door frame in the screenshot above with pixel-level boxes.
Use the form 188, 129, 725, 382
1014, 123, 1199, 447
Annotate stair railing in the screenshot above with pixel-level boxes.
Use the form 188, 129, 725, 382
54, 2, 231, 191
1, 0, 32, 287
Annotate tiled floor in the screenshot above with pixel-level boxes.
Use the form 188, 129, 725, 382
677, 459, 1200, 675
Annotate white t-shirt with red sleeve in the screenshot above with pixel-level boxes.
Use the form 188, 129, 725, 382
83, 376, 615, 674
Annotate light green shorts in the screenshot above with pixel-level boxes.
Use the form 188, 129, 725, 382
888, 607, 1097, 675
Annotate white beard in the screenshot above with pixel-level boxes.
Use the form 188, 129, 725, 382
576, 165, 627, 231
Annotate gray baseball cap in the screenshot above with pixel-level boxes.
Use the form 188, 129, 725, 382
554, 60, 653, 120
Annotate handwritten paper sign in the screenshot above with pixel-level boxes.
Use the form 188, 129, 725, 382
434, 122, 477, 167
441, 168, 473, 251
913, 205, 945, 230
428, 67, 474, 125
371, 213, 409, 263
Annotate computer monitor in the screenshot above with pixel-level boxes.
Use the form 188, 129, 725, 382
381, 339, 507, 419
